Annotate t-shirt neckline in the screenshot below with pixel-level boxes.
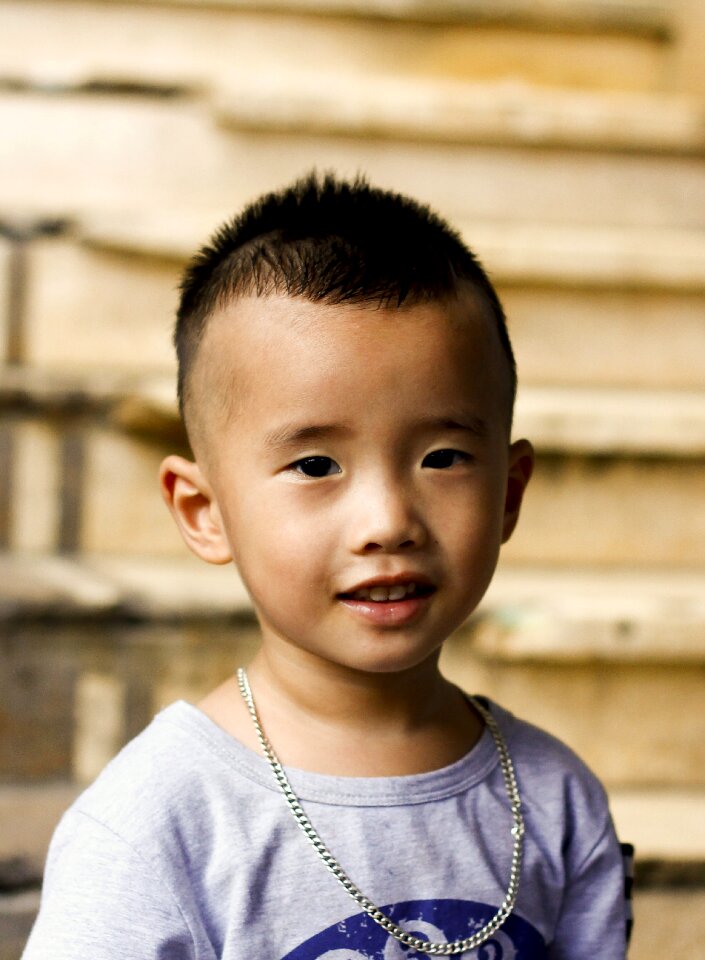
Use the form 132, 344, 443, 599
157, 697, 512, 808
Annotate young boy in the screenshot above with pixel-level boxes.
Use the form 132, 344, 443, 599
23, 174, 629, 958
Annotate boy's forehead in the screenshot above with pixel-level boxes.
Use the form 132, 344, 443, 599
189, 291, 509, 448
203, 289, 494, 359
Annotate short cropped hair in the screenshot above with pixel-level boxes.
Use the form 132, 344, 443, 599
175, 172, 516, 433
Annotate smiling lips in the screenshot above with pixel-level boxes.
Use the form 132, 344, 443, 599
345, 582, 432, 602
339, 574, 435, 603
337, 577, 436, 625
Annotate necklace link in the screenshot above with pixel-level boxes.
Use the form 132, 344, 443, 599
237, 667, 523, 954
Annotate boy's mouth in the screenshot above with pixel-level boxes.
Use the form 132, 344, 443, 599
337, 576, 436, 626
337, 577, 436, 603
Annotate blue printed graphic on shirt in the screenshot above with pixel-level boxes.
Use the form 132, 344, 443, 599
282, 899, 546, 959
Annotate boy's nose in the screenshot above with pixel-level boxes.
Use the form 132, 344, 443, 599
351, 482, 427, 554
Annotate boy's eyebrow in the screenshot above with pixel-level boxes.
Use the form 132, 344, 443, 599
262, 416, 487, 450
263, 423, 351, 450
418, 416, 488, 437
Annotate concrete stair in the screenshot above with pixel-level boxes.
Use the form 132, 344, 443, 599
0, 0, 680, 98
2, 1, 705, 229
444, 566, 705, 786
5, 218, 705, 386
0, 552, 703, 788
4, 85, 705, 227
2, 367, 704, 565
1, 1, 704, 956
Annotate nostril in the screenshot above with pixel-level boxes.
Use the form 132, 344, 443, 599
362, 539, 416, 553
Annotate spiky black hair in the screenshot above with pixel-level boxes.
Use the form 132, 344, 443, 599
175, 171, 516, 429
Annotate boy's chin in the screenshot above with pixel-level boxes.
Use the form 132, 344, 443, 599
314, 644, 445, 679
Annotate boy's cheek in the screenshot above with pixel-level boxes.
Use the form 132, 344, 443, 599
232, 522, 324, 594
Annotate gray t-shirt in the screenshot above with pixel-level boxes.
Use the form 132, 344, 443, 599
23, 697, 627, 959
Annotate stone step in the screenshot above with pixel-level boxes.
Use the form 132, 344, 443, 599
2, 553, 702, 631
514, 387, 705, 458
0, 238, 12, 364
1, 0, 672, 99
4, 0, 674, 34
505, 451, 705, 568
0, 552, 249, 621
3, 89, 705, 230
83, 214, 705, 291
611, 789, 705, 867
214, 72, 705, 154
1, 376, 704, 562
629, 888, 705, 960
2, 552, 699, 623
1, 553, 704, 785
0, 783, 80, 886
18, 232, 179, 373
442, 566, 705, 786
611, 788, 705, 960
477, 566, 705, 661
0, 555, 262, 782
4, 368, 705, 458
8, 223, 705, 389
0, 891, 41, 960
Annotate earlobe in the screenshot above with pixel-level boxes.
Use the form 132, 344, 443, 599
159, 455, 233, 565
501, 439, 535, 544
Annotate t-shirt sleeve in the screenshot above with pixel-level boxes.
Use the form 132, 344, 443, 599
22, 808, 196, 960
548, 810, 628, 960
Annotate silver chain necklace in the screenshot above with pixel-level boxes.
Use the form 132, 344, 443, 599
237, 667, 524, 956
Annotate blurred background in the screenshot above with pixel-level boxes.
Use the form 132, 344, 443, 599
1, 0, 704, 956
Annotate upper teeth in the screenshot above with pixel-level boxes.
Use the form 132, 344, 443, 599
352, 583, 418, 602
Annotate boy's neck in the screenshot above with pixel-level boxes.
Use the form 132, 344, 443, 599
198, 649, 484, 777
250, 647, 453, 731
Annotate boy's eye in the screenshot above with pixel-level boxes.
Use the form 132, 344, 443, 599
422, 449, 470, 469
292, 456, 342, 477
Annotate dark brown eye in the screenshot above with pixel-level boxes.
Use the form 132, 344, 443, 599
294, 457, 341, 477
422, 449, 469, 469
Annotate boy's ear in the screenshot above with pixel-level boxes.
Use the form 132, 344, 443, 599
501, 438, 535, 544
159, 455, 233, 565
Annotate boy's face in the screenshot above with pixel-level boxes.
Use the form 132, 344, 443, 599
162, 293, 533, 677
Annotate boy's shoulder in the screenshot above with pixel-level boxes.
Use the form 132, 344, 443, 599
60, 701, 250, 852
487, 697, 611, 826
